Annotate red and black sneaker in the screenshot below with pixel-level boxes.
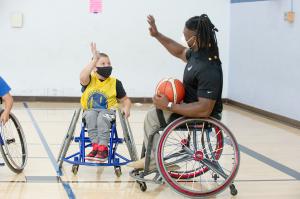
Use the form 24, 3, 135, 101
95, 145, 108, 162
85, 143, 98, 161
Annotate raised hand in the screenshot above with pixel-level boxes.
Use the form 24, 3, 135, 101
90, 42, 100, 61
147, 15, 159, 37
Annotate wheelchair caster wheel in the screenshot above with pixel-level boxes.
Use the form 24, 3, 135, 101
72, 164, 79, 175
230, 184, 238, 196
138, 181, 147, 192
114, 166, 122, 177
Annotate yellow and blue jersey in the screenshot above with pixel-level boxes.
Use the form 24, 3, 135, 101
80, 73, 119, 110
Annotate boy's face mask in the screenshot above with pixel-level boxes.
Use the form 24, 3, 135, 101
96, 66, 112, 78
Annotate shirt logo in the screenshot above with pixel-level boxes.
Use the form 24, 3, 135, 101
187, 65, 193, 71
207, 91, 213, 94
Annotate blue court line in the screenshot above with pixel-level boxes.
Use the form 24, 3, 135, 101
239, 144, 300, 180
23, 102, 76, 199
231, 0, 269, 3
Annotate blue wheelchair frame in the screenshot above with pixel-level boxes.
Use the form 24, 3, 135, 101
63, 120, 131, 167
57, 108, 138, 175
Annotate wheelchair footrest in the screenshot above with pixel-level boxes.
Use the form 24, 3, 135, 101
74, 137, 91, 143
112, 138, 123, 144
74, 137, 123, 144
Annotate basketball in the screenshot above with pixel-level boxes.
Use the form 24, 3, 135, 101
155, 78, 185, 104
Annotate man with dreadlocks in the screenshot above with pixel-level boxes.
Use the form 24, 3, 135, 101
128, 14, 223, 170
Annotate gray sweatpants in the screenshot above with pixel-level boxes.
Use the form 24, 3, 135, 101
144, 107, 172, 167
83, 109, 116, 146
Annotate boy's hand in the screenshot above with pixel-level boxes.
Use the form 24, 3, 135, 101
147, 15, 159, 38
90, 42, 100, 61
122, 108, 130, 119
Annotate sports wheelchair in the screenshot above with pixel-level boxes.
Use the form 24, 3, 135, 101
130, 113, 240, 198
57, 108, 138, 176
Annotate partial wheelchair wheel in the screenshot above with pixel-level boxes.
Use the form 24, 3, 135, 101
156, 117, 240, 198
114, 166, 122, 177
0, 111, 28, 173
137, 181, 147, 192
57, 108, 81, 169
71, 164, 79, 175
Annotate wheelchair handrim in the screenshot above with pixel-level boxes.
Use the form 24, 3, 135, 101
156, 117, 240, 198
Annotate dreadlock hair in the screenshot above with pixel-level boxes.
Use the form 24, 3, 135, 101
185, 14, 221, 63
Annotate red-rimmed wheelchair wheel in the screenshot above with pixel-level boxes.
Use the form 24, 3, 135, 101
156, 117, 239, 198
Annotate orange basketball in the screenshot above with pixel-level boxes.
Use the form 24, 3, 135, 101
155, 78, 185, 104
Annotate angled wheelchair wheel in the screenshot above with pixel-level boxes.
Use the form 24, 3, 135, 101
57, 108, 81, 169
0, 111, 28, 173
156, 117, 240, 198
118, 109, 138, 161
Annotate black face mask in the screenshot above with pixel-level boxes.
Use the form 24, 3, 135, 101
96, 66, 112, 78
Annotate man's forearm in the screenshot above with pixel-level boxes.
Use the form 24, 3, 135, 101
155, 33, 186, 59
171, 102, 212, 118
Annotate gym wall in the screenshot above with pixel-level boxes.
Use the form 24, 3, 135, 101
0, 0, 230, 98
228, 0, 300, 120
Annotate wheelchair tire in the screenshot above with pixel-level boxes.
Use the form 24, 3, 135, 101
57, 108, 81, 168
0, 110, 28, 173
156, 117, 240, 198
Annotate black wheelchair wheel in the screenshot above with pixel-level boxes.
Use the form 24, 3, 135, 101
0, 110, 28, 173
137, 181, 147, 192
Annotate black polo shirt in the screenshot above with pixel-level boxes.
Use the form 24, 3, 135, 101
183, 49, 223, 118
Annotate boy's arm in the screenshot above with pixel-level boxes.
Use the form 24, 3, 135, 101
80, 42, 100, 86
80, 61, 96, 86
0, 93, 13, 124
119, 96, 131, 118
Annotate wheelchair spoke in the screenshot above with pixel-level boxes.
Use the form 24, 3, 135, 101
164, 149, 188, 160
202, 147, 223, 159
201, 159, 228, 179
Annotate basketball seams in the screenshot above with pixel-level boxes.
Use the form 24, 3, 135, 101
155, 78, 169, 95
169, 78, 177, 103
155, 78, 185, 104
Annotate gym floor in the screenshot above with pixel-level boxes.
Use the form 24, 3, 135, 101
0, 102, 299, 199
